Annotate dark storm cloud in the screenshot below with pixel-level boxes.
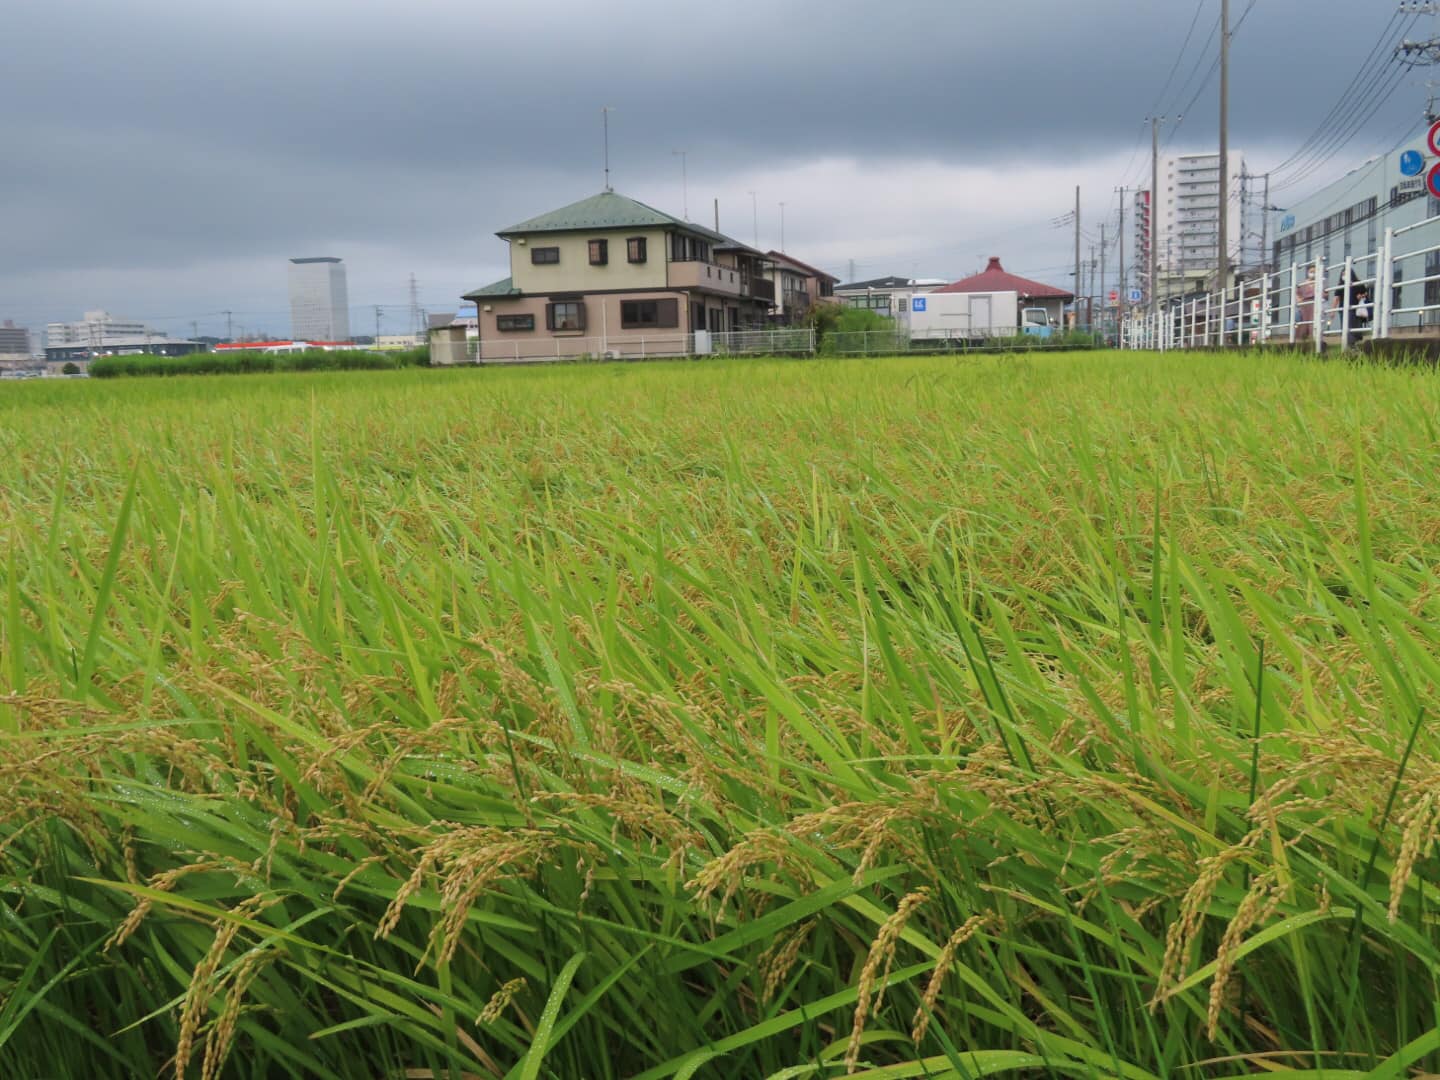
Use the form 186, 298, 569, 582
0, 0, 1424, 334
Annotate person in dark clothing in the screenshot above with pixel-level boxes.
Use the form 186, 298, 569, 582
1332, 268, 1372, 349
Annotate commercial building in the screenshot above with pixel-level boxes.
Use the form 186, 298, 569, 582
46, 310, 161, 349
288, 257, 351, 342
45, 337, 205, 364
461, 190, 779, 362
1136, 151, 1246, 297
1268, 125, 1434, 328
0, 320, 31, 366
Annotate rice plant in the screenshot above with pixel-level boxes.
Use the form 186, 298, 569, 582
2, 350, 1439, 1078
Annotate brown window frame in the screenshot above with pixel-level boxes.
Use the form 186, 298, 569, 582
531, 246, 560, 265
545, 301, 586, 332
588, 239, 608, 266
627, 237, 647, 263
496, 314, 534, 332
620, 298, 678, 329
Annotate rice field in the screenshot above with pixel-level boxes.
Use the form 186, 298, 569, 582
2, 350, 1439, 1079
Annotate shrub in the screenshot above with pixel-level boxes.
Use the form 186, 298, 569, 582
88, 348, 401, 378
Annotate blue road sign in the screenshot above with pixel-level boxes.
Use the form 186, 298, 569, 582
912, 296, 926, 312
1128, 287, 1143, 304
1401, 149, 1425, 177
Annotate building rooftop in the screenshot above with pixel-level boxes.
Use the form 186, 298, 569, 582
931, 257, 1073, 301
498, 190, 742, 248
462, 276, 520, 300
835, 275, 942, 291
767, 251, 838, 282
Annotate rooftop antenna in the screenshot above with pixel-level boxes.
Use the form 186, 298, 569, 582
602, 106, 614, 192
673, 150, 688, 219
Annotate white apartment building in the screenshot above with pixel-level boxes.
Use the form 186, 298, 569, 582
1136, 152, 1245, 297
288, 257, 351, 342
46, 310, 161, 348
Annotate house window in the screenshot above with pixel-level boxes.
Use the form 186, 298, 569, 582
669, 234, 712, 262
627, 237, 647, 263
898, 298, 908, 312
496, 314, 534, 331
531, 247, 560, 265
621, 299, 679, 329
589, 239, 608, 266
545, 301, 585, 331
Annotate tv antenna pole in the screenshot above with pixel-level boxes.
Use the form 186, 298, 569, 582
602, 106, 614, 192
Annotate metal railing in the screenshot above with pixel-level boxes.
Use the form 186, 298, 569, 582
710, 328, 815, 355
1120, 208, 1440, 350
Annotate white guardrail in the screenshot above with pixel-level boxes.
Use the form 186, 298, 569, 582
1122, 210, 1440, 351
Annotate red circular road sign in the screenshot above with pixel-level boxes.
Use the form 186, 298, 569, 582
1109, 290, 1118, 302
1427, 161, 1440, 200
1428, 118, 1440, 157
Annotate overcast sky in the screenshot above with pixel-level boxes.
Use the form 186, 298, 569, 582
1, 0, 1431, 340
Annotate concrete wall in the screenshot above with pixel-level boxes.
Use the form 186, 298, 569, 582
509, 228, 669, 294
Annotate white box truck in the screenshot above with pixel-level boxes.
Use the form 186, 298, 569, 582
908, 291, 1056, 342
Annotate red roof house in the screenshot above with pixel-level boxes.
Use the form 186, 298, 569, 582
932, 257, 1073, 301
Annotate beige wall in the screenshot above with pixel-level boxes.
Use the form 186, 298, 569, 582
509, 228, 669, 293
477, 290, 699, 358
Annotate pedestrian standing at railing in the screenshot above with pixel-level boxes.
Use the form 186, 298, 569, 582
1295, 266, 1317, 343
1331, 267, 1371, 350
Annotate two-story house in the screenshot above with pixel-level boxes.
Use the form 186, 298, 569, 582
764, 252, 838, 324
463, 191, 775, 361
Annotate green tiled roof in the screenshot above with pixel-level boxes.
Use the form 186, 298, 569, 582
461, 276, 519, 300
496, 191, 754, 251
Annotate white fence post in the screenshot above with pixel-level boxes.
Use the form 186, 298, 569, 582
1341, 255, 1354, 350
1296, 264, 1307, 344
1379, 227, 1394, 340
1260, 273, 1270, 345
1313, 255, 1326, 355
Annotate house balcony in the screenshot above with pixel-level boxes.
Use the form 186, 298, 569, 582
668, 260, 742, 296
745, 277, 776, 303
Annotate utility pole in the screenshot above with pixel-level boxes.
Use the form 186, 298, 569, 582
223, 310, 233, 342
673, 150, 688, 219
1217, 0, 1231, 291
848, 258, 856, 283
713, 197, 719, 233
191, 320, 199, 342
1260, 172, 1271, 271
1116, 187, 1127, 331
1150, 117, 1161, 318
1099, 222, 1107, 337
374, 305, 382, 344
1073, 185, 1081, 328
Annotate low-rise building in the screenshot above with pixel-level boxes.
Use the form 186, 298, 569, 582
833, 276, 947, 317
462, 190, 776, 362
764, 252, 838, 324
930, 257, 1073, 329
45, 336, 206, 365
46, 310, 161, 349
